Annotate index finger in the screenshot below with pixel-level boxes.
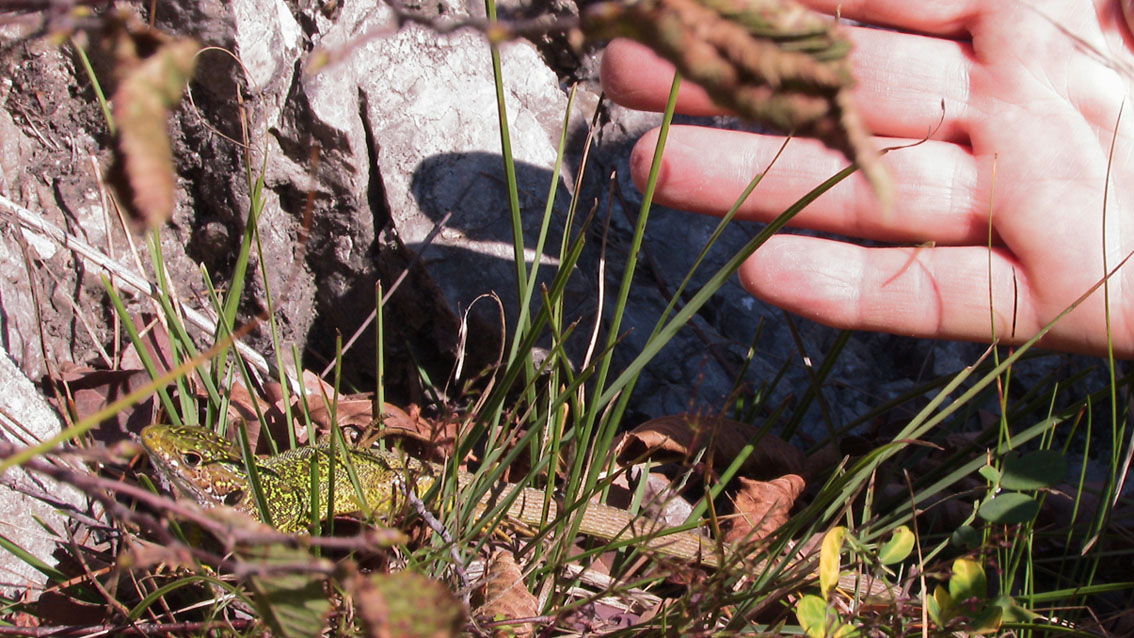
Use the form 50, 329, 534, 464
600, 39, 724, 116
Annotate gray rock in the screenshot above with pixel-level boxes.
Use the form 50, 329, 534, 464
0, 37, 110, 377
0, 348, 83, 596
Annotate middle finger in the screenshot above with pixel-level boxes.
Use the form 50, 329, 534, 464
629, 125, 991, 245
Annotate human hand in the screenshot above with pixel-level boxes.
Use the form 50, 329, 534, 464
600, 0, 1134, 358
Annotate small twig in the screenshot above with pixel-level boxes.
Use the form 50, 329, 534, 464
65, 526, 136, 624
0, 441, 176, 545
229, 559, 337, 580
0, 474, 104, 531
402, 474, 470, 590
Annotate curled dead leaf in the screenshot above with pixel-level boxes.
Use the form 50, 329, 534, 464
617, 414, 805, 480
476, 551, 539, 638
305, 395, 458, 460
609, 467, 696, 529
100, 12, 197, 230
725, 474, 805, 544
56, 364, 156, 438
111, 45, 197, 226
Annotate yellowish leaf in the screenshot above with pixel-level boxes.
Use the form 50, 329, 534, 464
818, 526, 846, 600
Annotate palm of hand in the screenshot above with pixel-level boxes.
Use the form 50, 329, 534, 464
602, 0, 1134, 356
963, 1, 1134, 355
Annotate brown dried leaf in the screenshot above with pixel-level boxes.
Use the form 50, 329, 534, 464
350, 572, 391, 638
304, 396, 456, 453
102, 14, 197, 229
617, 414, 806, 480
476, 551, 539, 638
369, 405, 461, 461
56, 365, 156, 439
183, 380, 293, 448
53, 312, 174, 436
299, 369, 336, 399
725, 474, 805, 544
304, 393, 375, 431
224, 382, 264, 427
117, 314, 176, 374
379, 403, 437, 438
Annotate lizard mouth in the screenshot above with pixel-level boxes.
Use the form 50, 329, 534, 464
146, 452, 219, 505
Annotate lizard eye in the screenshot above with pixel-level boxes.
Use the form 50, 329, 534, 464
222, 489, 245, 507
181, 452, 202, 467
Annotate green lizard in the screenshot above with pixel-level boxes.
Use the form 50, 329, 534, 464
140, 424, 719, 565
141, 425, 899, 597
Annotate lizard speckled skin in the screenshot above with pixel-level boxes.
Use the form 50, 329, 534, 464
140, 424, 719, 566
141, 424, 415, 533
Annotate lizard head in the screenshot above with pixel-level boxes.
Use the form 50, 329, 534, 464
141, 424, 251, 508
